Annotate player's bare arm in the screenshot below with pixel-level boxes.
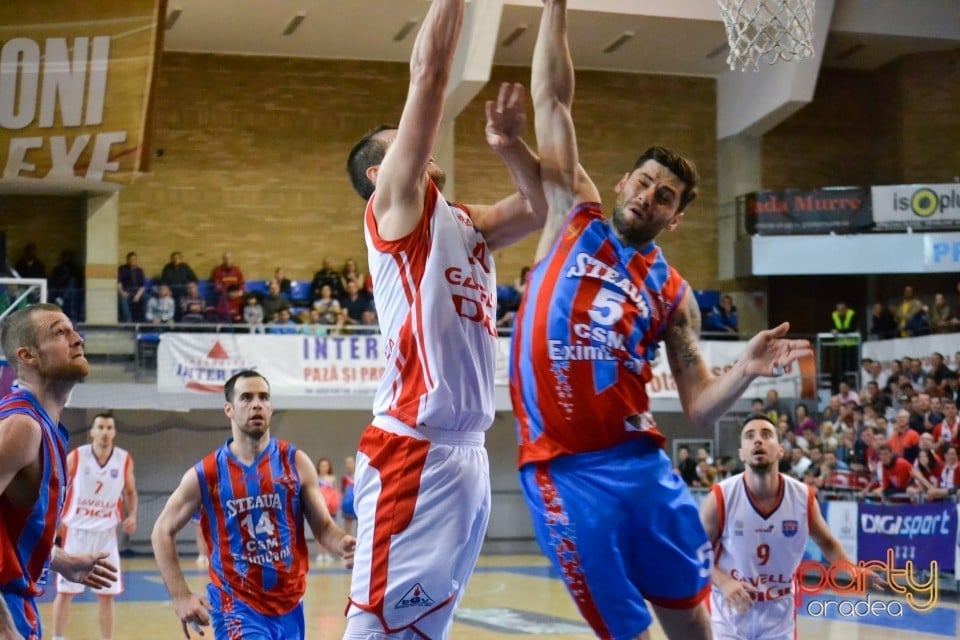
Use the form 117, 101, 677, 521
808, 494, 885, 590
372, 0, 465, 240
296, 450, 356, 567
532, 0, 600, 263
122, 457, 138, 535
471, 82, 547, 252
668, 292, 813, 428
0, 414, 42, 507
151, 468, 211, 638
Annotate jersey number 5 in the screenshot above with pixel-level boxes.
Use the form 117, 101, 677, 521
588, 289, 625, 325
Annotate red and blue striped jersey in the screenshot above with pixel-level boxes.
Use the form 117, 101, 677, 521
0, 389, 69, 596
511, 203, 688, 467
195, 438, 308, 616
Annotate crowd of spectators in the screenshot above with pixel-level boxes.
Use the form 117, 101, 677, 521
674, 354, 960, 504
869, 284, 960, 339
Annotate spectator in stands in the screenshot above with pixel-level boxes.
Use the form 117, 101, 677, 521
834, 381, 860, 406
750, 398, 764, 416
922, 445, 959, 501
714, 456, 736, 481
312, 284, 342, 327
945, 375, 960, 404
929, 352, 954, 391
860, 380, 889, 416
819, 421, 838, 450
860, 359, 889, 390
867, 303, 897, 340
927, 293, 958, 333
118, 251, 147, 323
311, 257, 342, 301
763, 389, 790, 427
820, 395, 842, 424
849, 426, 876, 474
273, 267, 292, 297
675, 445, 698, 486
243, 294, 264, 333
146, 285, 176, 325
340, 258, 364, 292
863, 444, 915, 499
695, 458, 717, 487
909, 392, 937, 434
933, 399, 958, 453
834, 428, 856, 468
160, 251, 198, 316
13, 242, 46, 279
888, 409, 920, 463
788, 447, 812, 479
793, 403, 817, 439
703, 294, 738, 340
180, 281, 206, 322
48, 249, 84, 321
211, 253, 244, 322
267, 308, 298, 334
351, 309, 379, 336
905, 358, 927, 393
261, 280, 290, 324
339, 279, 372, 327
895, 285, 924, 337
828, 301, 859, 392
298, 309, 328, 336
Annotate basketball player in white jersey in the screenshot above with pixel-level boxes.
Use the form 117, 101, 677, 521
52, 413, 137, 640
699, 415, 852, 640
343, 1, 545, 637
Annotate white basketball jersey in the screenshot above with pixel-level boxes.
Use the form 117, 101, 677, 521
710, 473, 812, 640
364, 181, 498, 433
61, 445, 131, 531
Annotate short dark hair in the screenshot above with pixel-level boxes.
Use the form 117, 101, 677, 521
126, 251, 136, 261
224, 370, 269, 402
632, 145, 698, 212
740, 413, 779, 437
346, 124, 397, 201
91, 412, 114, 425
0, 303, 63, 374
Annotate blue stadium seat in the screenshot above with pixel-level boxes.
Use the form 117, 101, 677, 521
245, 280, 270, 297
693, 289, 721, 310
289, 281, 312, 305
197, 280, 216, 304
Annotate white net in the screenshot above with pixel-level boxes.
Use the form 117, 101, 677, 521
717, 0, 815, 72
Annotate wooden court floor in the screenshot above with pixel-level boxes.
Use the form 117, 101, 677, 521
37, 554, 957, 639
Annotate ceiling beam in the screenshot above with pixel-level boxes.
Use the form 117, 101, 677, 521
444, 0, 505, 121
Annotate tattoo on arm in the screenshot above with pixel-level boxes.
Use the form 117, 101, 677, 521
668, 299, 704, 374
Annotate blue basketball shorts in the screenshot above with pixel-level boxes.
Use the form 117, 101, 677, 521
207, 585, 305, 640
519, 438, 712, 640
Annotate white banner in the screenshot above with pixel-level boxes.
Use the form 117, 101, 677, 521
158, 333, 806, 399
157, 333, 386, 396
825, 501, 858, 562
871, 184, 960, 230
862, 334, 959, 370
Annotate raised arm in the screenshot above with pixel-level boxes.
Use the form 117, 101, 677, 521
665, 291, 813, 428
295, 450, 355, 567
472, 82, 547, 252
531, 0, 600, 261
373, 0, 465, 239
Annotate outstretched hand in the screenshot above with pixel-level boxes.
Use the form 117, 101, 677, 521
740, 322, 813, 378
55, 550, 118, 590
486, 82, 527, 151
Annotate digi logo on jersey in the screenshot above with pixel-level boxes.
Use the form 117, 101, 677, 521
445, 241, 496, 338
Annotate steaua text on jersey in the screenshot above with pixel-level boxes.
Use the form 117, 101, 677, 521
195, 438, 308, 616
0, 389, 69, 597
511, 203, 688, 467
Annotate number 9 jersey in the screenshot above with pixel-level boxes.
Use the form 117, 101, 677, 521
511, 203, 688, 466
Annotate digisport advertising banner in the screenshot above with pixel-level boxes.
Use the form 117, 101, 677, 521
871, 184, 960, 230
743, 187, 873, 235
857, 502, 956, 572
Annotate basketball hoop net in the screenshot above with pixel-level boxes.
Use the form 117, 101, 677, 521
717, 0, 815, 72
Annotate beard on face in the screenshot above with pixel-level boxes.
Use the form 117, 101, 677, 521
612, 204, 656, 247
46, 358, 90, 381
